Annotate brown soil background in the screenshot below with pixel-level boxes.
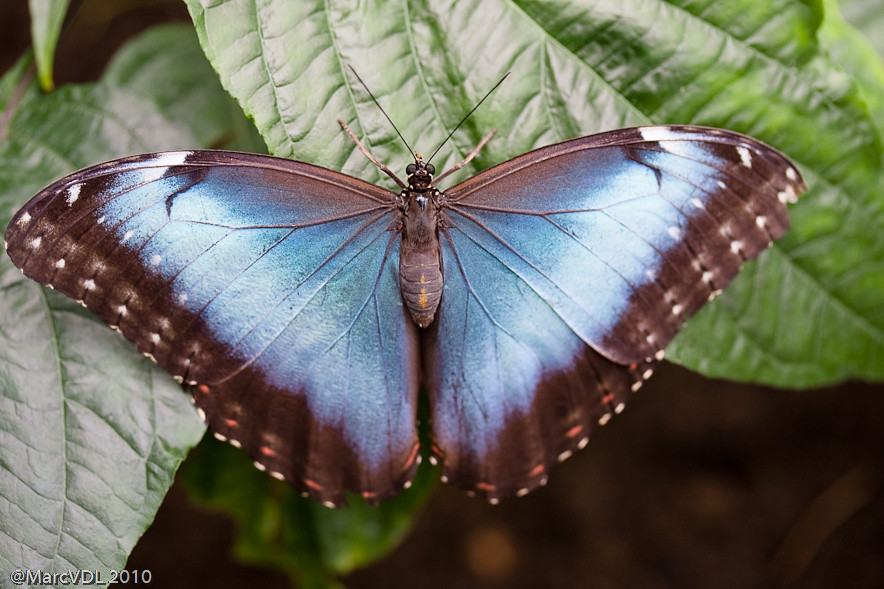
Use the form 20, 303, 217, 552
3, 2, 883, 587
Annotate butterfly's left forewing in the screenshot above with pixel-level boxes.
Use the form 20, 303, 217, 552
426, 126, 805, 501
5, 151, 420, 506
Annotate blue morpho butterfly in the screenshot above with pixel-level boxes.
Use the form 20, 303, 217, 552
4, 72, 805, 507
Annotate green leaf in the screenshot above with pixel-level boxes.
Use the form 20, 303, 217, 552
0, 53, 37, 118
179, 437, 438, 588
102, 23, 262, 150
841, 0, 884, 60
0, 24, 244, 573
818, 0, 884, 137
28, 0, 70, 91
184, 0, 884, 388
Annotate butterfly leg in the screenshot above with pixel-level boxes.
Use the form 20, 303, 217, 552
433, 129, 496, 183
338, 119, 408, 189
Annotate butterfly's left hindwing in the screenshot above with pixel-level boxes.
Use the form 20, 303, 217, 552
5, 151, 420, 506
426, 126, 804, 501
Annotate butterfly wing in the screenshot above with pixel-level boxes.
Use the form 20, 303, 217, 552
4, 151, 420, 506
426, 126, 805, 501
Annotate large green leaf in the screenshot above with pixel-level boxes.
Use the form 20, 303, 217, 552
102, 23, 262, 150
185, 0, 884, 387
820, 0, 884, 135
841, 0, 884, 60
27, 0, 69, 91
0, 27, 231, 574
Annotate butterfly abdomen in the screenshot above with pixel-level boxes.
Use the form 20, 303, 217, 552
399, 190, 443, 327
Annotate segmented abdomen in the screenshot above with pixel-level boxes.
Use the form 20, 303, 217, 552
399, 248, 443, 328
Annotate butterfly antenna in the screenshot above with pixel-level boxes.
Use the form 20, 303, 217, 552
347, 65, 416, 158
426, 72, 510, 165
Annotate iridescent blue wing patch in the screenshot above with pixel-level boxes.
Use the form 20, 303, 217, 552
5, 151, 420, 507
426, 126, 803, 501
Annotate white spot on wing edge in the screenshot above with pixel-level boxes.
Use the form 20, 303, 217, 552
638, 126, 681, 142
66, 183, 82, 206
130, 151, 194, 185
17, 211, 31, 226
55, 258, 66, 269
778, 184, 799, 204
150, 151, 193, 167
150, 254, 162, 266
736, 145, 753, 168
83, 278, 96, 291
786, 167, 799, 182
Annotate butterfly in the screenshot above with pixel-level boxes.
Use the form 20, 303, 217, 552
4, 114, 804, 507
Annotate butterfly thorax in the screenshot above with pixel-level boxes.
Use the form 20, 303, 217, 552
398, 158, 444, 328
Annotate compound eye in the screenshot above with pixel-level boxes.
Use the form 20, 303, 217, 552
406, 163, 416, 175
426, 163, 435, 175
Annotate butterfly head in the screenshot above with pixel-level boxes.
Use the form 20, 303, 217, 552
405, 155, 436, 192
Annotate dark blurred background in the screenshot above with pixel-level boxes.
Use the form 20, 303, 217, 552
3, 1, 883, 587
